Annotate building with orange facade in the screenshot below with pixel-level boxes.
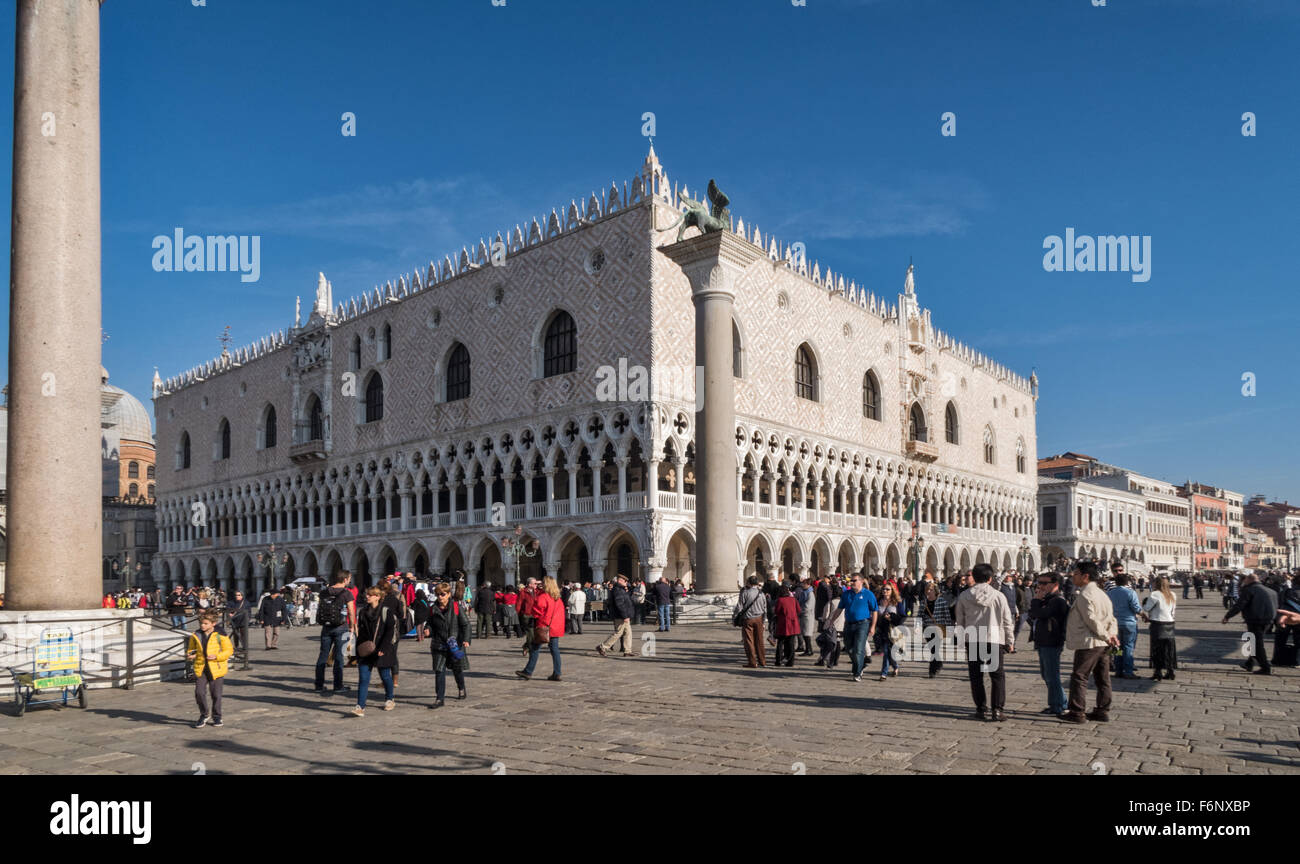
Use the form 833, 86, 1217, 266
1180, 482, 1229, 571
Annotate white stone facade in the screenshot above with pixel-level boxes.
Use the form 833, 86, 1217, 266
152, 150, 1040, 593
1088, 471, 1192, 572
1038, 477, 1148, 570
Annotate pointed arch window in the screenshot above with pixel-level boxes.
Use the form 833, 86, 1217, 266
983, 426, 996, 464
446, 343, 471, 401
862, 371, 880, 420
364, 373, 384, 423
732, 319, 743, 378
262, 405, 278, 449
945, 401, 959, 444
350, 335, 361, 371
908, 403, 927, 443
218, 419, 231, 460
1016, 438, 1026, 473
795, 343, 817, 401
543, 310, 576, 377
179, 432, 191, 469
301, 393, 324, 442
379, 323, 392, 361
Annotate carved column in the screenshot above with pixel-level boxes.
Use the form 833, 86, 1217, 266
660, 231, 762, 597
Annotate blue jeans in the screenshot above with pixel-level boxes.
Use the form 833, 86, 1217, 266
880, 640, 900, 676
1037, 645, 1066, 714
844, 620, 870, 677
1116, 622, 1137, 675
523, 637, 561, 677
657, 604, 672, 630
356, 663, 392, 708
315, 627, 348, 690
170, 614, 186, 629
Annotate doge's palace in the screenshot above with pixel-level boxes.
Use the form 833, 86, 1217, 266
152, 147, 1039, 595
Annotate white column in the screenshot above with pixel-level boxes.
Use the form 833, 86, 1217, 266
616, 457, 629, 511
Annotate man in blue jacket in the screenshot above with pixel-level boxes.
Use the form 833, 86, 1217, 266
1105, 569, 1142, 679
837, 572, 878, 682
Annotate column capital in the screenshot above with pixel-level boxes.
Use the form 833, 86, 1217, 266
658, 229, 767, 301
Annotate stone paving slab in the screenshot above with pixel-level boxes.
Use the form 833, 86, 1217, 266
0, 596, 1296, 774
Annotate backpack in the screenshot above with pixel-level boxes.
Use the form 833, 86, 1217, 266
317, 588, 349, 628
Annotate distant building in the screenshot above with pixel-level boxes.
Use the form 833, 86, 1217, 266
1244, 495, 1300, 570
1179, 482, 1231, 571
1037, 475, 1147, 572
1037, 452, 1190, 573
99, 368, 159, 590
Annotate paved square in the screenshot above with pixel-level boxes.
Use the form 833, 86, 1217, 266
1, 596, 1295, 775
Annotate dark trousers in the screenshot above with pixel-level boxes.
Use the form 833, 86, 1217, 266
475, 612, 491, 639
1244, 623, 1271, 672
1274, 625, 1298, 667
195, 673, 223, 721
431, 651, 466, 700
775, 635, 798, 666
568, 613, 583, 635
1068, 646, 1113, 715
315, 627, 348, 690
742, 616, 766, 666
799, 634, 813, 654
966, 643, 1006, 711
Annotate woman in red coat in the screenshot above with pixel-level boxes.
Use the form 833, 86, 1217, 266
517, 577, 565, 681
773, 585, 802, 667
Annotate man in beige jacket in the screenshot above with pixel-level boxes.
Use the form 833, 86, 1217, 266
954, 563, 1015, 722
1062, 560, 1121, 723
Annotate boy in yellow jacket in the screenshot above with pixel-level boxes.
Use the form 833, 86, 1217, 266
188, 612, 234, 728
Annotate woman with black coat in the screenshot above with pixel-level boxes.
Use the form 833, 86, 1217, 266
422, 582, 472, 708
353, 586, 398, 717
412, 589, 431, 642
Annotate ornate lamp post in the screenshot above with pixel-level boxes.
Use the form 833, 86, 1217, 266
910, 533, 925, 584
501, 525, 540, 586
1018, 537, 1031, 574
258, 543, 289, 590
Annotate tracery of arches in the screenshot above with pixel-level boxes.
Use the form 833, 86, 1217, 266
727, 419, 1037, 536
155, 402, 675, 546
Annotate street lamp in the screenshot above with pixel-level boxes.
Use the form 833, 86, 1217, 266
910, 533, 925, 584
1018, 537, 1031, 574
258, 543, 289, 589
502, 525, 540, 586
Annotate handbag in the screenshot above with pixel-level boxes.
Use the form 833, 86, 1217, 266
356, 607, 385, 658
732, 592, 759, 628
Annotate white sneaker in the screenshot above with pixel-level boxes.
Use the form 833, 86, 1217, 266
853, 674, 862, 682
383, 699, 395, 711
352, 705, 364, 717
880, 674, 888, 680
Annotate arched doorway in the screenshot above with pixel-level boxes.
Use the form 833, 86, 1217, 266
352, 549, 371, 587
441, 542, 465, 581
862, 541, 880, 576
557, 533, 591, 584
837, 539, 855, 575
743, 531, 770, 581
665, 527, 695, 586
478, 542, 504, 588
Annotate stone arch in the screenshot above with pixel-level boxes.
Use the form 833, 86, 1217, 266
666, 525, 697, 587
810, 535, 834, 579
837, 538, 858, 574
943, 546, 956, 578
603, 528, 643, 585
959, 547, 972, 572
779, 533, 808, 578
744, 529, 775, 580
884, 542, 902, 577
862, 539, 881, 575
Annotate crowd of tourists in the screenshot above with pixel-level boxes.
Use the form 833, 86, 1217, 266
172, 559, 1298, 730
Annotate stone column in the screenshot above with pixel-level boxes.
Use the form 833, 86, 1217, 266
616, 456, 629, 511
589, 564, 605, 584
6, 0, 104, 609
660, 231, 762, 598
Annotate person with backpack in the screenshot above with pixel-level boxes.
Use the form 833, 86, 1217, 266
188, 612, 234, 728
379, 577, 408, 690
315, 571, 357, 693
517, 576, 566, 681
352, 586, 398, 716
422, 582, 472, 708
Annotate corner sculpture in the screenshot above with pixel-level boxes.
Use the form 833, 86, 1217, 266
664, 178, 730, 242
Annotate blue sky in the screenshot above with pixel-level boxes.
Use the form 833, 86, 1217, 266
1, 0, 1296, 502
